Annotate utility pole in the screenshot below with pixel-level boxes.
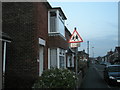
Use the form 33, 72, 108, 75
92, 47, 94, 63
92, 47, 94, 58
87, 41, 89, 56
87, 41, 89, 67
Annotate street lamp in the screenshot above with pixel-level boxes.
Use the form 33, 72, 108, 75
92, 47, 94, 59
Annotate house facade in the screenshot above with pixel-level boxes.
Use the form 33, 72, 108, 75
2, 2, 72, 88
48, 7, 68, 69
2, 2, 51, 88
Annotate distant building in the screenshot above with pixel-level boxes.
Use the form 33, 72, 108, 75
112, 47, 120, 64
102, 50, 113, 63
102, 47, 120, 64
96, 56, 102, 63
78, 50, 89, 62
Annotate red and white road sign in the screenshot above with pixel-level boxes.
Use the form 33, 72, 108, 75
69, 28, 83, 43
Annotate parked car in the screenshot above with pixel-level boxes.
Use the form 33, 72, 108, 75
100, 62, 111, 66
100, 62, 106, 65
105, 62, 111, 66
103, 65, 120, 85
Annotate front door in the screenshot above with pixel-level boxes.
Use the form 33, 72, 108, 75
39, 46, 44, 76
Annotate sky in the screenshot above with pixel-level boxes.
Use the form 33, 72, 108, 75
49, 2, 118, 57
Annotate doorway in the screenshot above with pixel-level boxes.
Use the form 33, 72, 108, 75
39, 45, 44, 76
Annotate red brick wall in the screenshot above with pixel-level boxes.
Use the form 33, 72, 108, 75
34, 2, 49, 70
2, 2, 49, 88
48, 35, 68, 50
65, 30, 71, 42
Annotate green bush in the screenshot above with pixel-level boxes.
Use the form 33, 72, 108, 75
33, 68, 77, 88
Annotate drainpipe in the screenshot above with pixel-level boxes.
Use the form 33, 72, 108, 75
3, 41, 6, 88
3, 41, 6, 73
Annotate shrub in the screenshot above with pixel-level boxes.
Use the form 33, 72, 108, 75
33, 68, 77, 88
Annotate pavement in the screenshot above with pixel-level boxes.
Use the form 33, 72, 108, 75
80, 63, 109, 88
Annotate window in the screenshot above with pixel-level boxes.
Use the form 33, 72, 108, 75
50, 48, 57, 68
50, 11, 57, 32
59, 56, 64, 68
50, 12, 57, 17
69, 57, 72, 67
59, 48, 65, 68
58, 15, 65, 36
49, 10, 65, 37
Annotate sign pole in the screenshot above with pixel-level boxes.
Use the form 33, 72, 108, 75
75, 47, 78, 75
68, 27, 83, 89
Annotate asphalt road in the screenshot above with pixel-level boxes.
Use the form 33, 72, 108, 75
80, 63, 109, 88
80, 63, 120, 89
94, 64, 120, 89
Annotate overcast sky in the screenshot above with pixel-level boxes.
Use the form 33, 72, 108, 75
49, 2, 118, 57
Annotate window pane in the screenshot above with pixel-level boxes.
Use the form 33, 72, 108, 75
50, 48, 57, 68
58, 17, 64, 36
59, 56, 64, 68
50, 17, 56, 32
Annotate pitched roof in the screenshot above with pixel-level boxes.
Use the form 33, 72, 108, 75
78, 50, 88, 55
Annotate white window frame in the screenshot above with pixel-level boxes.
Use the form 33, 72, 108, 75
58, 48, 66, 68
48, 10, 65, 37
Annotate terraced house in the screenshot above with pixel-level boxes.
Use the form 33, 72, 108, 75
2, 2, 71, 88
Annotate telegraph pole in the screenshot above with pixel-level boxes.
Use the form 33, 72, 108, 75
92, 46, 95, 64
87, 41, 89, 56
87, 41, 89, 67
92, 47, 94, 58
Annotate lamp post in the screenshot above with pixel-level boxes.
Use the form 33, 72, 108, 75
92, 47, 94, 63
92, 47, 94, 59
87, 41, 89, 67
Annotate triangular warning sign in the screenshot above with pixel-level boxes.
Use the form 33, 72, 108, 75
69, 29, 83, 43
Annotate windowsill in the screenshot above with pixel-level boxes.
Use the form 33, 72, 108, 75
48, 32, 66, 40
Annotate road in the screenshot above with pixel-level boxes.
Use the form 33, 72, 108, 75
80, 63, 120, 88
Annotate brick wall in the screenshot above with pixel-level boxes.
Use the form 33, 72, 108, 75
48, 35, 68, 50
2, 2, 49, 88
65, 27, 71, 42
34, 2, 49, 70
